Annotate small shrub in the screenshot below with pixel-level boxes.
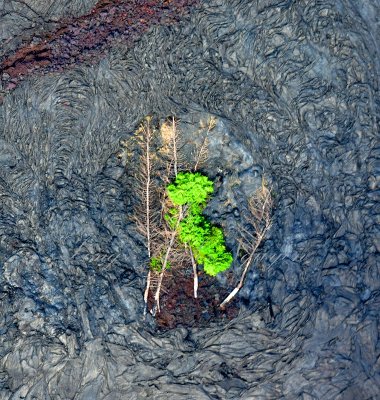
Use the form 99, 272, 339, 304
150, 256, 170, 272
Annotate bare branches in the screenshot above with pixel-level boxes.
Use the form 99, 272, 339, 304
125, 114, 274, 320
149, 116, 217, 313
144, 118, 153, 259
159, 116, 183, 177
147, 116, 219, 314
143, 270, 151, 316
128, 117, 156, 316
220, 179, 273, 308
152, 207, 184, 315
129, 115, 261, 319
188, 116, 216, 295
194, 116, 216, 172
148, 117, 180, 314
172, 116, 178, 177
142, 119, 153, 317
123, 116, 177, 317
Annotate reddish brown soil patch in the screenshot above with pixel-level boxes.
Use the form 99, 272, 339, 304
0, 0, 199, 91
148, 268, 239, 330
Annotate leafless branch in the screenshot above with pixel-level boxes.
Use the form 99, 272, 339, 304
151, 117, 189, 314
132, 117, 155, 317
194, 116, 216, 171
220, 180, 273, 308
185, 245, 198, 298
172, 116, 178, 176
152, 207, 184, 315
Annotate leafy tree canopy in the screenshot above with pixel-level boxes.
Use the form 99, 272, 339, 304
167, 172, 214, 207
166, 172, 232, 276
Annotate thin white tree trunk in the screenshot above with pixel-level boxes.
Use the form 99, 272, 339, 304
143, 122, 152, 317
153, 210, 183, 315
189, 248, 198, 298
172, 116, 178, 176
152, 119, 181, 315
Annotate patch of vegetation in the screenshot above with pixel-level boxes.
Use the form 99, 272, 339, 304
122, 115, 273, 317
149, 256, 171, 272
166, 172, 232, 276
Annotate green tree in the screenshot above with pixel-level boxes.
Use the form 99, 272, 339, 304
167, 172, 213, 207
166, 172, 232, 276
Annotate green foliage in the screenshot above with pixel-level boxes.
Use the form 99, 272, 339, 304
167, 172, 214, 207
179, 211, 211, 248
164, 207, 179, 230
166, 172, 232, 276
150, 256, 170, 272
196, 227, 233, 276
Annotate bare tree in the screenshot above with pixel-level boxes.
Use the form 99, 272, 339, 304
152, 117, 182, 314
126, 117, 158, 316
220, 179, 273, 308
152, 207, 185, 315
188, 116, 216, 298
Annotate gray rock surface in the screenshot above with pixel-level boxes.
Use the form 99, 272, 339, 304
0, 0, 97, 58
0, 0, 379, 399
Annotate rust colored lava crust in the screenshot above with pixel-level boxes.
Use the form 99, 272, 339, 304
148, 269, 239, 330
0, 0, 199, 90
